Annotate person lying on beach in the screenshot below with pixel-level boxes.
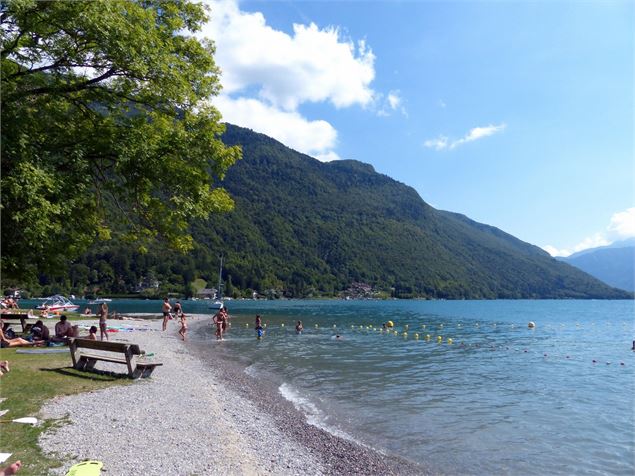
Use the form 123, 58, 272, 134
178, 313, 188, 341
0, 327, 41, 348
88, 326, 98, 340
295, 320, 303, 334
0, 460, 21, 475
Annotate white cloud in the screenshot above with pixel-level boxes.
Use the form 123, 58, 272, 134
375, 89, 407, 117
203, 0, 375, 111
543, 207, 635, 257
423, 136, 449, 151
607, 207, 635, 239
424, 123, 507, 151
214, 95, 338, 161
200, 0, 381, 161
387, 91, 401, 110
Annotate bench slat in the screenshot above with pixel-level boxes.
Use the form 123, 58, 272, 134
78, 353, 129, 365
70, 338, 142, 355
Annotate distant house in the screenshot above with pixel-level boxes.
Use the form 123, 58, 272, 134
135, 277, 160, 293
196, 288, 217, 299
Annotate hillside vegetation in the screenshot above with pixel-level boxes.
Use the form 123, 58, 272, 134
31, 125, 631, 300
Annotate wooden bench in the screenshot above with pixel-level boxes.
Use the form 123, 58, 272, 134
68, 338, 162, 379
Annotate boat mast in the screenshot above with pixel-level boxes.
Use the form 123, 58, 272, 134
217, 255, 224, 300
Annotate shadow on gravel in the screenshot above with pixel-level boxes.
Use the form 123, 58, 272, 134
41, 367, 129, 381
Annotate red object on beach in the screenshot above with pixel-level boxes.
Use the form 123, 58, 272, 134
106, 329, 119, 333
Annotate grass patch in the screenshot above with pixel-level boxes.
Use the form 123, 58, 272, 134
0, 348, 130, 475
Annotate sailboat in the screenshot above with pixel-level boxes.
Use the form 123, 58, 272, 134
209, 255, 224, 310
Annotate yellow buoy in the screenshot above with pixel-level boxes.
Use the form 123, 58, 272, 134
447, 338, 453, 344
425, 334, 431, 340
528, 321, 536, 329
414, 333, 419, 339
281, 323, 285, 327
315, 324, 319, 328
437, 335, 443, 342
404, 324, 409, 330
333, 324, 337, 328
386, 321, 394, 328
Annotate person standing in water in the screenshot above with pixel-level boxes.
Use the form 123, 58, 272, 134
221, 307, 230, 333
213, 307, 225, 340
295, 320, 303, 334
255, 314, 264, 339
162, 298, 172, 332
98, 302, 109, 341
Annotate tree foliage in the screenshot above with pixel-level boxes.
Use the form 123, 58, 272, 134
1, 0, 241, 281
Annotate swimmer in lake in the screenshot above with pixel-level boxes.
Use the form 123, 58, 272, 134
295, 320, 303, 334
255, 314, 264, 339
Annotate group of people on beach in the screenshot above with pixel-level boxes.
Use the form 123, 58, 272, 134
0, 304, 115, 349
161, 298, 188, 340
0, 297, 19, 309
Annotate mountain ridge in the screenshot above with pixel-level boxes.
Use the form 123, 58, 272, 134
41, 124, 631, 300
560, 241, 634, 292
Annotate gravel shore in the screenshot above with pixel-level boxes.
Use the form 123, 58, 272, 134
39, 315, 429, 475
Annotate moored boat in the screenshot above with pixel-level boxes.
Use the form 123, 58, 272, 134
36, 295, 80, 312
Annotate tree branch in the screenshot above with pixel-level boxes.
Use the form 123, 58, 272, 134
15, 67, 118, 98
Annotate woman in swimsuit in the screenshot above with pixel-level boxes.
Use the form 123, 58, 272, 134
213, 308, 225, 340
98, 302, 109, 341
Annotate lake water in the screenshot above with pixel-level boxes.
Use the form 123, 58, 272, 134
23, 298, 635, 474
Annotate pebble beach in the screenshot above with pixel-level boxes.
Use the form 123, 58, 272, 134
39, 315, 427, 475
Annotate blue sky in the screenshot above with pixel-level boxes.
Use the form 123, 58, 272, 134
202, 0, 634, 256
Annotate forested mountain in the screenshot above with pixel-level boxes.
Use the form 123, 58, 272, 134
560, 239, 635, 292
34, 125, 631, 300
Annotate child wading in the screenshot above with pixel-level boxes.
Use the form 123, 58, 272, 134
179, 312, 188, 341
255, 314, 264, 339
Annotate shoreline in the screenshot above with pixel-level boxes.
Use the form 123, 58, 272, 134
38, 315, 429, 475
186, 319, 428, 475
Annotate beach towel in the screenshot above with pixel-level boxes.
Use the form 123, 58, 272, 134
16, 348, 68, 354
66, 460, 103, 476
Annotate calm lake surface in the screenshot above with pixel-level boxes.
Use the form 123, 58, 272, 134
26, 298, 635, 474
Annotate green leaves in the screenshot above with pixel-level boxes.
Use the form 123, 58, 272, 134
1, 0, 241, 282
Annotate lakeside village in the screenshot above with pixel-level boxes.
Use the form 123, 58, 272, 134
3, 281, 387, 304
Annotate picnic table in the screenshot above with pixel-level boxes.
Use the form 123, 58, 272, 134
0, 313, 38, 333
